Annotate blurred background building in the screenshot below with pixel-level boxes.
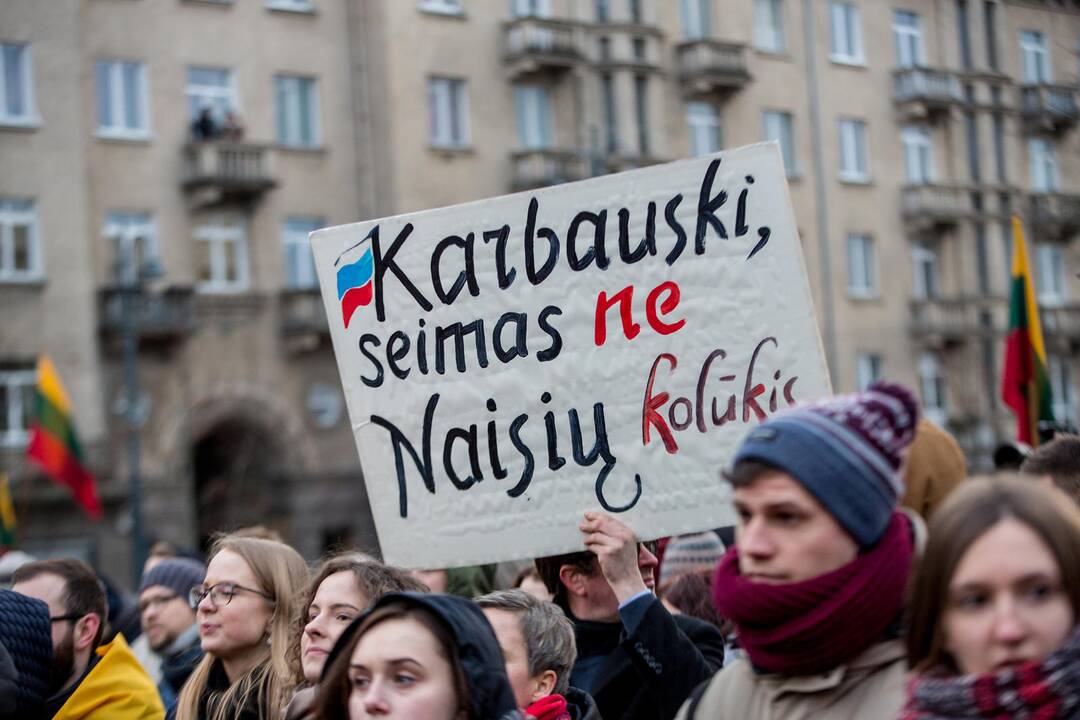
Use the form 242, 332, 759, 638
1, 0, 1078, 585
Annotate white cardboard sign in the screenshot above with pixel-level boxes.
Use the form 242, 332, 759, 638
311, 143, 831, 569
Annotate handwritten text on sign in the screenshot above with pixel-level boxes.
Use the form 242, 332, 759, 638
311, 143, 831, 568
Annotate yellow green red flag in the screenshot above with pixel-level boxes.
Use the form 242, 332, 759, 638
26, 356, 102, 519
0, 473, 15, 549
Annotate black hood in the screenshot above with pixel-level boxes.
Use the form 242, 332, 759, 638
565, 686, 601, 720
0, 589, 54, 720
323, 592, 521, 720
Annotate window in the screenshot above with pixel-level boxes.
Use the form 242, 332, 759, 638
428, 77, 468, 148
266, 0, 315, 11
754, 0, 785, 52
918, 353, 948, 426
964, 103, 980, 183
686, 102, 721, 156
912, 243, 939, 299
983, 0, 998, 70
1049, 356, 1077, 427
975, 222, 990, 294
634, 74, 649, 155
764, 111, 796, 176
195, 215, 248, 293
846, 234, 877, 298
1036, 243, 1066, 305
829, 1, 864, 65
629, 0, 642, 24
1020, 30, 1050, 83
0, 367, 34, 448
956, 0, 971, 69
0, 43, 37, 126
511, 0, 550, 17
596, 0, 610, 22
901, 126, 934, 183
992, 113, 1006, 182
275, 75, 319, 148
681, 0, 711, 40
186, 67, 235, 125
856, 353, 883, 391
893, 10, 925, 69
838, 118, 869, 182
95, 59, 149, 138
632, 37, 647, 62
103, 212, 157, 285
601, 73, 617, 153
283, 216, 323, 290
514, 85, 552, 150
1030, 138, 1059, 192
0, 199, 41, 282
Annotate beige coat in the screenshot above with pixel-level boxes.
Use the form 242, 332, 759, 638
674, 639, 907, 720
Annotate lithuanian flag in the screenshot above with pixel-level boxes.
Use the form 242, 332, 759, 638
0, 473, 15, 549
1001, 216, 1054, 447
26, 356, 102, 519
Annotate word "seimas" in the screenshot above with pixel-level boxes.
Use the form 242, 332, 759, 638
363, 158, 772, 322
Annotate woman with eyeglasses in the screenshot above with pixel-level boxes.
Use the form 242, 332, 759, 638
175, 534, 309, 720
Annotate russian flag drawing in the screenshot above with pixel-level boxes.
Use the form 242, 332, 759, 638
336, 244, 374, 329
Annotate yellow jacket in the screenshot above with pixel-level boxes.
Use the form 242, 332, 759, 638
54, 633, 165, 720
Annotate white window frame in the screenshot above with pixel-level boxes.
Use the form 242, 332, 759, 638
1049, 356, 1077, 427
918, 352, 948, 426
275, 74, 320, 149
856, 353, 883, 392
103, 211, 158, 285
901, 125, 934, 183
1020, 30, 1050, 84
186, 66, 237, 124
846, 233, 877, 298
838, 118, 870, 183
514, 84, 553, 150
195, 216, 249, 294
1029, 138, 1059, 192
829, 1, 865, 65
763, 110, 797, 177
892, 10, 926, 69
686, 101, 721, 157
912, 243, 939, 299
282, 216, 323, 290
754, 0, 785, 53
419, 0, 463, 16
0, 43, 39, 127
428, 76, 469, 149
0, 368, 35, 448
511, 0, 551, 17
0, 198, 42, 282
680, 0, 711, 40
1036, 243, 1066, 306
265, 0, 315, 12
95, 59, 150, 140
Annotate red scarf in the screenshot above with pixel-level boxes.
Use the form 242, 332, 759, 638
525, 694, 570, 720
712, 511, 913, 676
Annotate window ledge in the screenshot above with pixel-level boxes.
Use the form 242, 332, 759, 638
0, 277, 46, 287
266, 2, 317, 15
839, 174, 873, 186
95, 129, 153, 144
0, 116, 42, 131
429, 144, 473, 155
275, 143, 325, 154
753, 47, 790, 59
418, 2, 466, 17
785, 171, 803, 182
847, 291, 881, 302
829, 55, 867, 68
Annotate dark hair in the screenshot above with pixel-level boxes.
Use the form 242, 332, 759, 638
315, 600, 470, 719
534, 552, 598, 605
513, 565, 541, 588
12, 558, 108, 648
905, 475, 1080, 673
1021, 435, 1080, 503
662, 571, 732, 636
722, 459, 779, 488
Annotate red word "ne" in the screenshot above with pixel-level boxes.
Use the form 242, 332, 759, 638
594, 281, 686, 346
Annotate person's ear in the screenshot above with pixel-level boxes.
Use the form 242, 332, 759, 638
530, 670, 558, 702
558, 565, 586, 598
72, 614, 101, 652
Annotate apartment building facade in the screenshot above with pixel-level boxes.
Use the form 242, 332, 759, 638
1, 0, 1077, 581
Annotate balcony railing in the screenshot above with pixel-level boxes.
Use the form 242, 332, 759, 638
502, 17, 583, 77
1020, 84, 1080, 132
901, 184, 970, 229
99, 286, 196, 342
910, 297, 1000, 343
1030, 192, 1080, 239
511, 149, 587, 191
675, 40, 750, 96
892, 67, 963, 119
280, 288, 329, 338
182, 141, 276, 206
1041, 303, 1080, 342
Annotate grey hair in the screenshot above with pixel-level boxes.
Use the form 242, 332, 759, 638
475, 589, 577, 696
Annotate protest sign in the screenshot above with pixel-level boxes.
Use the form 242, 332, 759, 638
311, 142, 831, 569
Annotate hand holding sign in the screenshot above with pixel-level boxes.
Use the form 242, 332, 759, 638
580, 511, 655, 604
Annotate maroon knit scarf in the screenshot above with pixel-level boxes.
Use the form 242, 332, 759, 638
712, 511, 913, 676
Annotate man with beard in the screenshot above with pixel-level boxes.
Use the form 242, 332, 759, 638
12, 558, 163, 719
137, 557, 205, 708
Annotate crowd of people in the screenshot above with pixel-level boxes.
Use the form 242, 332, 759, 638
1, 380, 1078, 720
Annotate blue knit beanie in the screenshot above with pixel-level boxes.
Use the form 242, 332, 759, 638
732, 381, 920, 548
0, 589, 54, 718
140, 557, 206, 600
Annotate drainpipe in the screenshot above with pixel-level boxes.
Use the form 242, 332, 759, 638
802, 0, 839, 383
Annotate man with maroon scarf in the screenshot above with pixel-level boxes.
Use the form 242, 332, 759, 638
676, 381, 922, 720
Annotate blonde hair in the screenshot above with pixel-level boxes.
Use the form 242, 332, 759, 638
175, 534, 310, 720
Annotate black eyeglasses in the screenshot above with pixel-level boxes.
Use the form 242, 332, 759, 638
49, 613, 83, 624
189, 582, 274, 610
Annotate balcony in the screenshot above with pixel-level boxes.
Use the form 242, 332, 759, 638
675, 40, 750, 97
511, 149, 587, 191
910, 297, 999, 346
99, 286, 196, 344
1041, 303, 1080, 350
901, 184, 970, 233
280, 288, 329, 351
892, 67, 963, 121
1030, 192, 1080, 240
182, 141, 276, 207
502, 17, 584, 79
1020, 84, 1080, 133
